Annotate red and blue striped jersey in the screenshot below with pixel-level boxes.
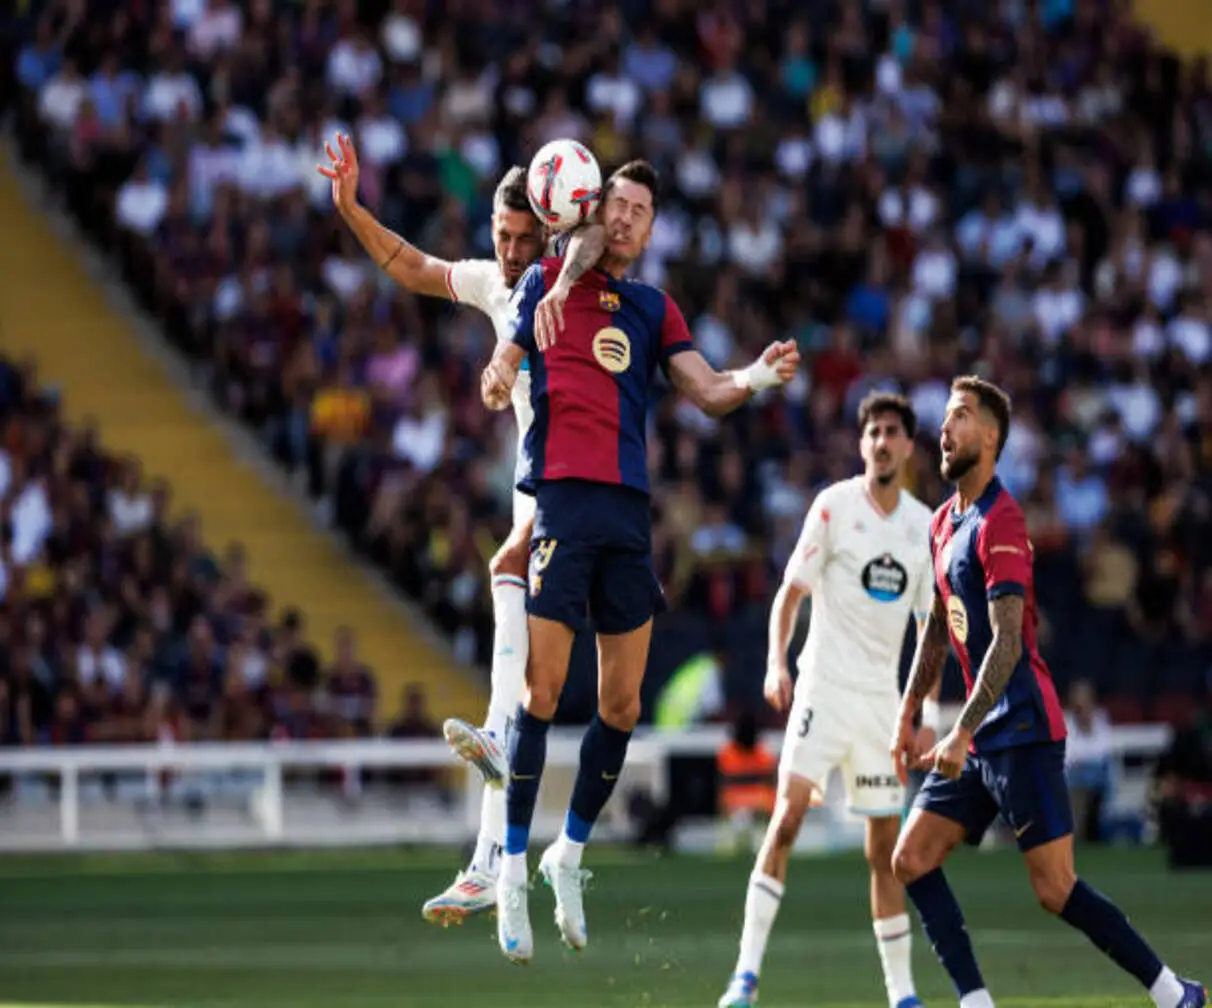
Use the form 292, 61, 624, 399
931, 476, 1067, 753
508, 258, 694, 496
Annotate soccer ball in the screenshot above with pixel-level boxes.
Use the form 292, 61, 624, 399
526, 139, 602, 232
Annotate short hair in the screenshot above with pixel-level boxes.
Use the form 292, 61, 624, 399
857, 391, 917, 440
605, 159, 660, 215
951, 375, 1012, 458
493, 166, 531, 215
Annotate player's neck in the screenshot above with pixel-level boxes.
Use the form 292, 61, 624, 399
954, 463, 998, 512
863, 473, 901, 516
598, 254, 629, 279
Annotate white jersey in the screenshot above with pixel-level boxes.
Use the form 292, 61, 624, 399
446, 259, 534, 525
785, 476, 933, 694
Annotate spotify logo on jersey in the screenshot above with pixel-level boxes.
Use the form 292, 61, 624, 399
861, 554, 908, 602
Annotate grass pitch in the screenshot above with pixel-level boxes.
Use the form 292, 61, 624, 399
0, 845, 1205, 1006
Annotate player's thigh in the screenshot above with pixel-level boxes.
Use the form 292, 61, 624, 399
895, 758, 998, 883
987, 741, 1076, 855
778, 678, 848, 803
588, 488, 666, 637
524, 615, 576, 715
527, 487, 592, 634
842, 692, 905, 819
491, 509, 533, 581
595, 618, 653, 729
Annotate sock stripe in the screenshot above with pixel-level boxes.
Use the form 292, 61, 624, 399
493, 574, 527, 590
754, 880, 783, 901
877, 929, 912, 942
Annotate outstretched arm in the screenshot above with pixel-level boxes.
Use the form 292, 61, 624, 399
319, 133, 452, 299
341, 204, 453, 298
667, 342, 801, 418
955, 595, 1024, 735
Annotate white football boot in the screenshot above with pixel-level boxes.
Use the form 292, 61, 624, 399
421, 869, 496, 927
538, 844, 591, 951
496, 874, 534, 965
443, 718, 508, 787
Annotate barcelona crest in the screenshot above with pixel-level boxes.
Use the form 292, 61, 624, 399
599, 291, 620, 313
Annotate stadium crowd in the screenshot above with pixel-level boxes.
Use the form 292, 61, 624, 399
0, 350, 410, 748
10, 0, 1212, 724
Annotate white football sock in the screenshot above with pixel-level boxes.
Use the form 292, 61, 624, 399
470, 785, 505, 876
500, 851, 528, 886
484, 575, 528, 739
960, 990, 995, 1008
553, 830, 585, 868
874, 913, 916, 1006
1150, 966, 1185, 1008
735, 872, 784, 977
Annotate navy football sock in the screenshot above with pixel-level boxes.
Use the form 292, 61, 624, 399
906, 868, 986, 997
565, 715, 632, 844
504, 706, 550, 856
1060, 879, 1164, 989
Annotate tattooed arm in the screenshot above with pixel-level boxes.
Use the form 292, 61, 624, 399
534, 223, 608, 350
898, 592, 950, 723
955, 595, 1024, 736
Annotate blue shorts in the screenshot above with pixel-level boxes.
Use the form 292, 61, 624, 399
527, 480, 666, 635
913, 740, 1073, 852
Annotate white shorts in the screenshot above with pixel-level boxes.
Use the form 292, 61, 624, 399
780, 675, 904, 817
511, 369, 535, 528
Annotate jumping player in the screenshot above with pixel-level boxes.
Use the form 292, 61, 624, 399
718, 392, 937, 1008
319, 134, 606, 924
892, 376, 1205, 1008
480, 160, 800, 964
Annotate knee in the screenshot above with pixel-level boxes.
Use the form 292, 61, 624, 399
524, 659, 562, 720
891, 838, 935, 887
598, 695, 641, 731
865, 830, 898, 878
489, 531, 529, 580
1030, 868, 1077, 916
771, 800, 808, 852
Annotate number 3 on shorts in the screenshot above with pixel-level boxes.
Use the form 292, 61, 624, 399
797, 707, 814, 739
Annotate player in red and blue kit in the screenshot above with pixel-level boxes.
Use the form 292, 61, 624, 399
890, 376, 1205, 1008
480, 160, 800, 964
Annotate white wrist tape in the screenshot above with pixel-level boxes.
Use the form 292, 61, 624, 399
921, 698, 941, 732
733, 355, 783, 392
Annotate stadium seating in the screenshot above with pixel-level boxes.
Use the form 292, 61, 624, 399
0, 350, 371, 744
11, 0, 1212, 726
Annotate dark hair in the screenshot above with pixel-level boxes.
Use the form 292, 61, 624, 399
605, 159, 660, 215
951, 375, 1012, 458
857, 391, 917, 440
493, 166, 531, 215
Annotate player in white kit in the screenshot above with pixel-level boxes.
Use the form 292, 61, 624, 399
319, 134, 606, 922
718, 392, 942, 1008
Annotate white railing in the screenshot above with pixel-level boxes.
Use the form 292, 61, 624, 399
0, 715, 1171, 852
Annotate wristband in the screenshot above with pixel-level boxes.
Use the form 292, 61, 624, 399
921, 698, 941, 732
732, 355, 783, 392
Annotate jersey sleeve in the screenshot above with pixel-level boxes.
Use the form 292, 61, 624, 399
784, 490, 831, 590
445, 260, 493, 309
507, 263, 547, 355
660, 294, 695, 363
976, 500, 1032, 600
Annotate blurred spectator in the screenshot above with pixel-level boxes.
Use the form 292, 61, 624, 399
0, 350, 373, 751
12, 0, 1212, 723
1064, 680, 1113, 843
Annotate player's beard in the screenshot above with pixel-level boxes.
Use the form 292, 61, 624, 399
940, 446, 980, 482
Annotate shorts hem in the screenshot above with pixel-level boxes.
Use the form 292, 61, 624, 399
849, 806, 904, 818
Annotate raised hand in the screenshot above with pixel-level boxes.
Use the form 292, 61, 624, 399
317, 133, 360, 214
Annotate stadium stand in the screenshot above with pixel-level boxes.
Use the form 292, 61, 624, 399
0, 349, 360, 745
10, 0, 1212, 728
